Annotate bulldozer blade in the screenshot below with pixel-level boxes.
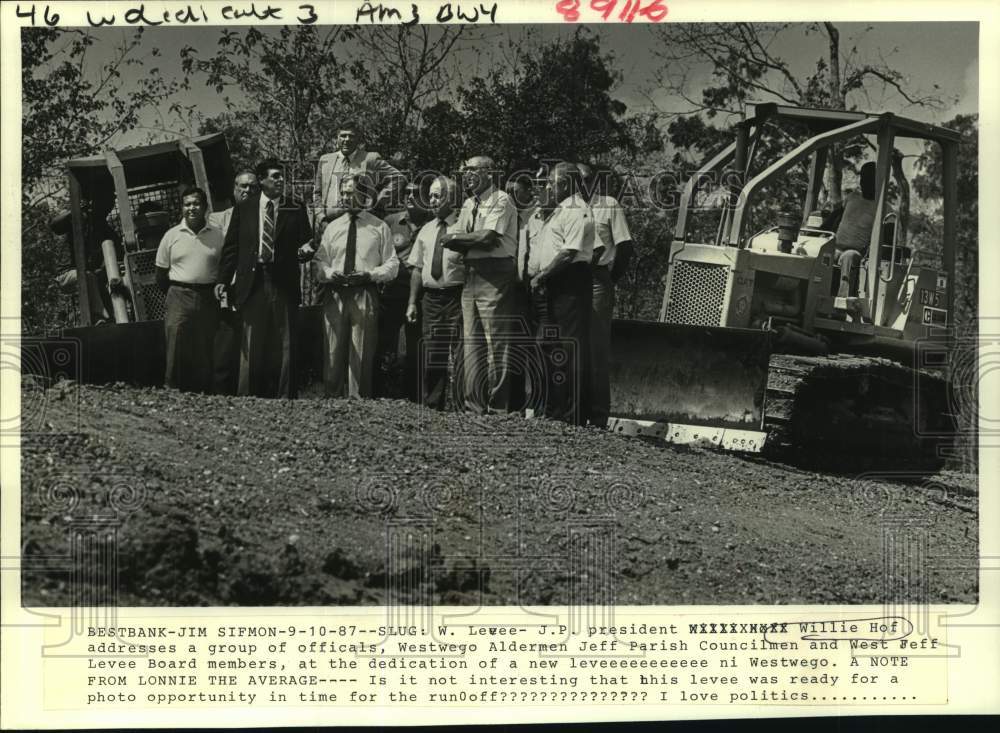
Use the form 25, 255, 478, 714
608, 320, 772, 437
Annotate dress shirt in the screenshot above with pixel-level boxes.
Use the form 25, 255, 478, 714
258, 193, 281, 261
456, 185, 518, 260
155, 221, 224, 284
590, 194, 632, 266
208, 206, 234, 237
384, 211, 423, 266
314, 210, 399, 284
534, 194, 595, 271
408, 212, 465, 288
517, 204, 545, 279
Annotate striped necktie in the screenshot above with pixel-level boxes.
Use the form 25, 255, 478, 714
261, 199, 275, 263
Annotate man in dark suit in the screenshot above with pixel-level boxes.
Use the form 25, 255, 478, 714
215, 158, 314, 398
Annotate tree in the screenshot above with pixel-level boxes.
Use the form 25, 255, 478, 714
457, 30, 637, 168
180, 26, 354, 168
911, 113, 977, 332
21, 28, 177, 334
649, 22, 950, 204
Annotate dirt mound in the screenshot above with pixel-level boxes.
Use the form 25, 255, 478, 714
20, 383, 978, 606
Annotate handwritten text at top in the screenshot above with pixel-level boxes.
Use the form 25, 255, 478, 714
556, 0, 668, 23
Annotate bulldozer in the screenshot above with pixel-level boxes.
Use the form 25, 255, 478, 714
32, 134, 234, 384
607, 103, 961, 465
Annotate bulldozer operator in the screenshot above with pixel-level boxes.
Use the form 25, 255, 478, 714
822, 155, 907, 302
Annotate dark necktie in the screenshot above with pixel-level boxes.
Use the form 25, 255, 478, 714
431, 218, 447, 280
261, 199, 275, 263
344, 213, 358, 274
522, 223, 531, 282
467, 197, 480, 233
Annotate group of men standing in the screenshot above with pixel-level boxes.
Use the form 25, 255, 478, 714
154, 122, 633, 427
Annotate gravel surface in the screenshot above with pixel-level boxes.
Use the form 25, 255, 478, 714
20, 383, 978, 606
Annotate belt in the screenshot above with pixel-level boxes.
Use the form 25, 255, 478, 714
325, 283, 377, 291
425, 284, 462, 293
169, 281, 214, 291
464, 257, 514, 269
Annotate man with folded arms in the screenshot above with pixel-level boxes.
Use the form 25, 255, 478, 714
441, 155, 519, 414
313, 174, 399, 398
530, 162, 595, 425
155, 186, 223, 393
405, 176, 465, 410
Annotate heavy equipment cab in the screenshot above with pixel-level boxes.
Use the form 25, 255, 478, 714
665, 103, 958, 349
609, 104, 960, 463
51, 134, 234, 383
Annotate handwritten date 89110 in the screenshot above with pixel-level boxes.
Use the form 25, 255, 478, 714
556, 0, 668, 22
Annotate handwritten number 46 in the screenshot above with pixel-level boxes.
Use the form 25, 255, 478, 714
17, 4, 61, 26
556, 0, 668, 22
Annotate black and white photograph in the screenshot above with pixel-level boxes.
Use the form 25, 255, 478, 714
16, 16, 980, 613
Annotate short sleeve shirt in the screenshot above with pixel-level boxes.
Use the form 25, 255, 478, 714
535, 194, 595, 271
408, 213, 465, 288
384, 211, 422, 268
518, 205, 546, 279
155, 221, 224, 284
456, 185, 518, 260
591, 194, 632, 267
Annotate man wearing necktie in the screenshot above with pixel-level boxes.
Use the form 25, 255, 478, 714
440, 155, 520, 414
406, 176, 465, 410
216, 158, 313, 399
313, 173, 399, 398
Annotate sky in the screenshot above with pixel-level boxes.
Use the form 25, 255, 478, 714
31, 21, 980, 152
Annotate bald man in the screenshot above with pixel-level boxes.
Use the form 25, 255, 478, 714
441, 155, 520, 414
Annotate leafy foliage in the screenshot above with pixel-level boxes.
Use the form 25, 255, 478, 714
21, 28, 177, 334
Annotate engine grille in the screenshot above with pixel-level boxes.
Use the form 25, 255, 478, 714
665, 261, 729, 327
124, 249, 165, 322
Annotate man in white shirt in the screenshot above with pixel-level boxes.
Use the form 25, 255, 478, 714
506, 171, 545, 413
441, 155, 520, 414
312, 121, 405, 235
313, 173, 399, 398
578, 163, 634, 428
530, 162, 595, 425
405, 176, 465, 410
155, 186, 223, 393
208, 170, 257, 395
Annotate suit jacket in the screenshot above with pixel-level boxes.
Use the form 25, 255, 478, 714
218, 193, 312, 308
312, 147, 403, 223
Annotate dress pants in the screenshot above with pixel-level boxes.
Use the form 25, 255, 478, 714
239, 268, 297, 399
419, 285, 463, 410
588, 265, 614, 427
322, 284, 379, 398
541, 261, 592, 425
526, 285, 549, 414
460, 257, 517, 414
164, 284, 218, 393
376, 269, 420, 401
212, 306, 242, 395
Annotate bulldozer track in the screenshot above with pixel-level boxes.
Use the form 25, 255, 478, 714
762, 353, 952, 470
